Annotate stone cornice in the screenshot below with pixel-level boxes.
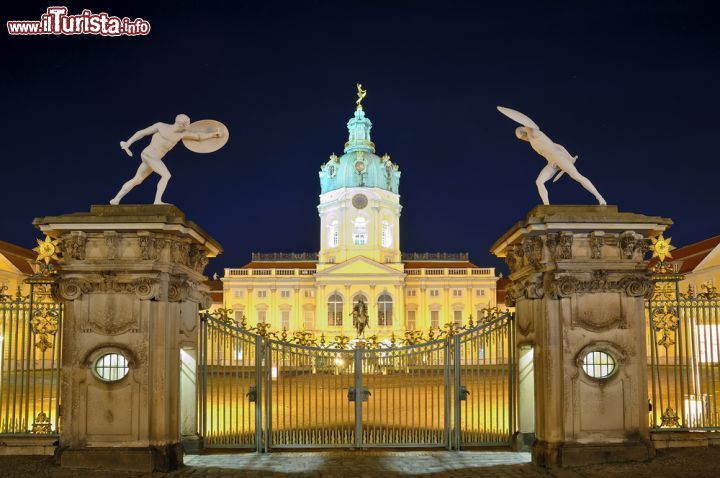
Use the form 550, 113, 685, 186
55, 230, 211, 279
34, 204, 222, 257
504, 270, 653, 307
491, 205, 671, 258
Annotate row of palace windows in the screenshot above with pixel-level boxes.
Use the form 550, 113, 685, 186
328, 218, 393, 248
233, 289, 316, 299
406, 289, 487, 297
232, 288, 488, 300
242, 307, 486, 331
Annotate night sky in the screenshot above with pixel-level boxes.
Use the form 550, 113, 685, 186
2, 1, 719, 276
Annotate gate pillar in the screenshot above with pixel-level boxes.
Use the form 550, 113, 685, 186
491, 205, 670, 467
34, 205, 221, 472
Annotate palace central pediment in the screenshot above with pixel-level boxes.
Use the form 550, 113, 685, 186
315, 255, 404, 279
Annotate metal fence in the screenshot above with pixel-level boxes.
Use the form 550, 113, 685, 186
454, 319, 515, 446
0, 280, 62, 436
199, 312, 515, 450
648, 295, 720, 430
647, 264, 720, 431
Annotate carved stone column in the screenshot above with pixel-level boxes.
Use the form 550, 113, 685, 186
34, 205, 221, 472
491, 205, 671, 467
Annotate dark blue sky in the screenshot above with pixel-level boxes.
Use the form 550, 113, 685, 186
2, 1, 719, 275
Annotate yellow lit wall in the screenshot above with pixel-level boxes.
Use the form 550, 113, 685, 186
0, 253, 32, 297
679, 247, 720, 293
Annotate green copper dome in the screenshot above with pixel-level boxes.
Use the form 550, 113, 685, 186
319, 107, 401, 194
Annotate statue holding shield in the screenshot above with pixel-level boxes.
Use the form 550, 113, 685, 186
110, 114, 229, 205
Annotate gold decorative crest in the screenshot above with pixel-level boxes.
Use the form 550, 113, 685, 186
652, 305, 679, 348
30, 307, 60, 352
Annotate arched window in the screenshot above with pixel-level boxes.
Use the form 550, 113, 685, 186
381, 221, 392, 248
353, 217, 367, 245
378, 293, 393, 326
353, 293, 368, 305
327, 293, 343, 326
328, 220, 339, 248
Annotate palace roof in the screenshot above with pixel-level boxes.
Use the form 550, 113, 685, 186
240, 261, 317, 269
496, 277, 511, 305
0, 240, 36, 275
205, 279, 223, 303
663, 234, 720, 274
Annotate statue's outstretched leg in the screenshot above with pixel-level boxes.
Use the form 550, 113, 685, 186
561, 165, 606, 205
145, 157, 172, 205
110, 163, 152, 205
535, 164, 557, 205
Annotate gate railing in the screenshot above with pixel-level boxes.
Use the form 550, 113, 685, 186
0, 279, 63, 436
647, 260, 720, 431
198, 310, 515, 450
648, 294, 720, 430
454, 317, 515, 446
198, 316, 260, 448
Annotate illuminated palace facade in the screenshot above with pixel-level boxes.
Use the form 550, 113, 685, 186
222, 97, 498, 338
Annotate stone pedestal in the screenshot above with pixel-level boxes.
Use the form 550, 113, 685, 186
491, 205, 671, 467
33, 205, 221, 472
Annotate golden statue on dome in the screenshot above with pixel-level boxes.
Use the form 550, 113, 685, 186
356, 83, 367, 110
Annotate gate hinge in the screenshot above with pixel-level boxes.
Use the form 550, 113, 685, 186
246, 386, 257, 402
347, 387, 370, 402
458, 385, 470, 401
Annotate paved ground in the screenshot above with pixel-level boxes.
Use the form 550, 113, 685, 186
2, 447, 720, 477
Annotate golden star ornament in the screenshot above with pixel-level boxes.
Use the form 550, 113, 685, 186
650, 234, 673, 262
33, 236, 60, 265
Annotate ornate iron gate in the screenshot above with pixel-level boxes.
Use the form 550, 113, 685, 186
266, 342, 355, 448
647, 268, 720, 431
0, 279, 63, 436
198, 317, 261, 448
360, 339, 451, 447
199, 310, 515, 450
454, 318, 515, 447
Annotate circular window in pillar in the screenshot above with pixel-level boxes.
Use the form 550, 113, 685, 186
582, 350, 617, 379
94, 352, 130, 382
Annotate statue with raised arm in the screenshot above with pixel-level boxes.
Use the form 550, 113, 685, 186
110, 114, 229, 205
497, 106, 606, 206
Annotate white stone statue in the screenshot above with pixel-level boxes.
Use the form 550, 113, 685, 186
111, 114, 228, 205
497, 106, 606, 206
